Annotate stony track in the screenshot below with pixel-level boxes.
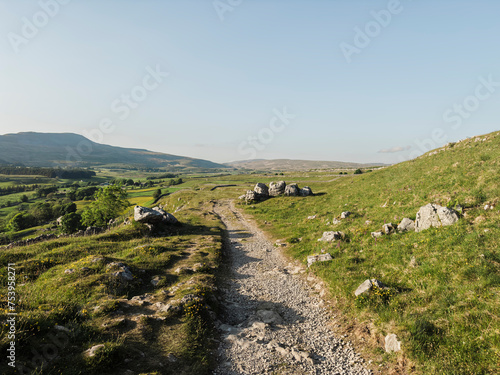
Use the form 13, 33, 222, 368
212, 200, 371, 375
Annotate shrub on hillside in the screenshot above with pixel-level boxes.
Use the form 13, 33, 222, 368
81, 185, 129, 227
61, 212, 84, 234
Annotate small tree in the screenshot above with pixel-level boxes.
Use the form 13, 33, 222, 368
81, 185, 129, 227
8, 213, 27, 232
153, 189, 162, 200
354, 169, 363, 175
61, 212, 83, 234
20, 194, 29, 203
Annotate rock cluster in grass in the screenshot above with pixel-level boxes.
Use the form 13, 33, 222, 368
370, 203, 459, 238
239, 181, 313, 202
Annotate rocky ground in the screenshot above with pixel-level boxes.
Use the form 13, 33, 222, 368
212, 200, 371, 375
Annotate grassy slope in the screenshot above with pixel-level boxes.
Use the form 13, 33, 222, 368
238, 131, 500, 374
0, 195, 224, 375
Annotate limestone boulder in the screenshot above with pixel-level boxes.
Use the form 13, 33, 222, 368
254, 183, 269, 197
354, 279, 386, 296
385, 333, 402, 353
300, 186, 313, 196
317, 231, 346, 242
415, 204, 459, 232
307, 253, 333, 267
134, 206, 164, 223
269, 181, 286, 196
284, 183, 300, 196
397, 218, 415, 232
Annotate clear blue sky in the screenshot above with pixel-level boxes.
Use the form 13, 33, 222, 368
1, 0, 499, 164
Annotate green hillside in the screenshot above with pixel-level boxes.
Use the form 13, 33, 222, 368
239, 131, 500, 374
0, 132, 230, 172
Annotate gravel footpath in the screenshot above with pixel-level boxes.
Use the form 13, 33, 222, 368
212, 200, 371, 375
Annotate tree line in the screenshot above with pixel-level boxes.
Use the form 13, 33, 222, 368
0, 166, 96, 179
0, 184, 40, 196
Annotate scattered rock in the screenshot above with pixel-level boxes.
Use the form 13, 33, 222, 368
341, 211, 351, 219
409, 256, 419, 268
151, 276, 161, 286
191, 263, 205, 272
180, 294, 201, 305
84, 344, 105, 357
317, 231, 345, 242
113, 269, 134, 282
54, 325, 71, 333
382, 223, 395, 235
354, 279, 386, 296
85, 226, 104, 236
385, 333, 401, 353
371, 231, 383, 238
307, 253, 333, 267
332, 218, 341, 225
397, 218, 415, 232
307, 215, 317, 220
64, 269, 75, 274
415, 204, 459, 232
107, 262, 134, 282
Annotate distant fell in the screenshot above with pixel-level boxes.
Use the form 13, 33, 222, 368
226, 158, 387, 171
0, 132, 229, 171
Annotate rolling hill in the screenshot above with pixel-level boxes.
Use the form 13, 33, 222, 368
226, 158, 387, 171
0, 132, 230, 171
